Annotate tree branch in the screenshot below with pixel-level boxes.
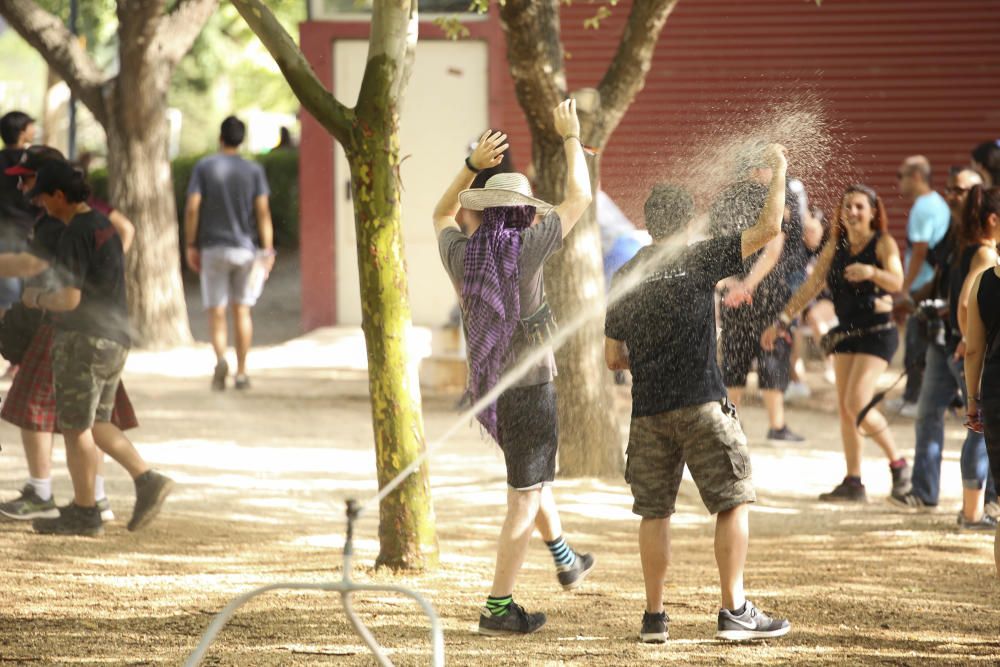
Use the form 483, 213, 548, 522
498, 0, 565, 140
0, 0, 107, 125
356, 0, 418, 123
154, 0, 220, 67
231, 0, 354, 147
594, 0, 679, 147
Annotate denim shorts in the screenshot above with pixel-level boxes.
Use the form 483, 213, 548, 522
199, 246, 258, 308
496, 382, 559, 490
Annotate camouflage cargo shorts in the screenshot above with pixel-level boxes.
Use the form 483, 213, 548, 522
52, 330, 128, 431
625, 400, 756, 517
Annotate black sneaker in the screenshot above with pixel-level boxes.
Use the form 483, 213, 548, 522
477, 602, 546, 636
766, 426, 805, 443
887, 491, 933, 512
957, 511, 999, 531
32, 503, 103, 537
128, 471, 174, 532
557, 552, 595, 591
819, 479, 867, 503
890, 461, 912, 497
0, 484, 58, 520
212, 359, 228, 391
639, 611, 669, 644
716, 600, 790, 641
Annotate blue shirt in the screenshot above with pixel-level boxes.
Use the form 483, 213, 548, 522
905, 190, 950, 292
187, 153, 270, 252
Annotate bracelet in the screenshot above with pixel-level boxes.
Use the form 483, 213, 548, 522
464, 156, 481, 174
563, 135, 581, 145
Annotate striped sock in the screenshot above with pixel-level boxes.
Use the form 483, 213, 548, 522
485, 595, 513, 617
546, 535, 577, 570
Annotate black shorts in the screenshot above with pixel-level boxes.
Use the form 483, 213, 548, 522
832, 327, 899, 363
496, 382, 559, 490
983, 398, 1000, 497
720, 304, 791, 391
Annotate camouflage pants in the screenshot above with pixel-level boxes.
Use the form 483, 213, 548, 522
625, 400, 755, 517
52, 330, 128, 431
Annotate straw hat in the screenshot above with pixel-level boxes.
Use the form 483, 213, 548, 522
459, 173, 553, 214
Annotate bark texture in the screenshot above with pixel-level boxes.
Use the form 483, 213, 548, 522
232, 0, 438, 570
499, 0, 680, 477
0, 0, 219, 347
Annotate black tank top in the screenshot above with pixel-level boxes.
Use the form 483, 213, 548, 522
948, 244, 984, 336
828, 231, 890, 330
978, 268, 1000, 399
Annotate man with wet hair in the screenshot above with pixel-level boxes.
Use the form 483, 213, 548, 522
713, 143, 807, 443
605, 144, 791, 644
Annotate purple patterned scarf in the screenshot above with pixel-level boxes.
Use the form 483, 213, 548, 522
462, 205, 536, 441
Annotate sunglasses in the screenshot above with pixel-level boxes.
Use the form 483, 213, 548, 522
945, 186, 971, 195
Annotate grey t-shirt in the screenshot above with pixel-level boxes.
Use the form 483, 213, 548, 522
187, 153, 270, 251
438, 210, 563, 387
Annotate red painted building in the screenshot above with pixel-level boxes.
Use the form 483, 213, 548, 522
299, 0, 1000, 330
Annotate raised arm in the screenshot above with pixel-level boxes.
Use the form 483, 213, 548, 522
739, 144, 787, 259
551, 99, 593, 238
432, 130, 507, 236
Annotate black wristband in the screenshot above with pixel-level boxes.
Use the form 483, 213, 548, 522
464, 156, 481, 174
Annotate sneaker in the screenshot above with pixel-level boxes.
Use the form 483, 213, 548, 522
716, 600, 791, 641
128, 471, 174, 532
557, 552, 595, 591
784, 381, 811, 401
212, 359, 228, 391
899, 402, 919, 419
477, 602, 546, 636
890, 461, 912, 497
32, 503, 103, 537
984, 501, 1000, 520
96, 497, 115, 522
888, 491, 934, 512
957, 511, 999, 531
639, 611, 669, 644
766, 426, 805, 443
819, 479, 867, 503
234, 374, 251, 390
0, 484, 59, 520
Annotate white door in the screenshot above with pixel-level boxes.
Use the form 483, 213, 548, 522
333, 39, 488, 326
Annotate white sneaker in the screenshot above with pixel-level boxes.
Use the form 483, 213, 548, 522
784, 381, 811, 401
899, 402, 919, 419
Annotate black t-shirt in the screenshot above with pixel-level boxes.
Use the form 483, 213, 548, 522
709, 180, 807, 305
605, 233, 745, 416
52, 209, 130, 347
0, 147, 37, 241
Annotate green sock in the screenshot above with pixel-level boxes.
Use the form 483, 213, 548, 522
485, 595, 513, 617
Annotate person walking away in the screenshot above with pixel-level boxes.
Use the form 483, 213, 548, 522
0, 111, 37, 319
606, 143, 792, 644
891, 156, 951, 416
184, 116, 275, 390
22, 161, 173, 536
763, 185, 910, 502
433, 100, 596, 636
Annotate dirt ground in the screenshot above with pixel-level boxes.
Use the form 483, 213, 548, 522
1, 262, 999, 665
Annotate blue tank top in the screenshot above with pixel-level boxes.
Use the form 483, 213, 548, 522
828, 231, 890, 330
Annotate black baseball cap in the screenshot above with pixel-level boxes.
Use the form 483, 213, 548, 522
25, 160, 81, 199
4, 145, 67, 176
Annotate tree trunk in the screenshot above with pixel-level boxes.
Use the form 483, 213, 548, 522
533, 127, 624, 478
105, 76, 192, 348
349, 119, 438, 571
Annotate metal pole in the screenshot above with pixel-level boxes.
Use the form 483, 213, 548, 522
67, 0, 78, 160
